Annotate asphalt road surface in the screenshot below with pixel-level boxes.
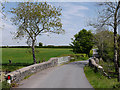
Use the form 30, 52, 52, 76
18, 60, 93, 88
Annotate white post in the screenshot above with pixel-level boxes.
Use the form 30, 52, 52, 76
7, 80, 11, 84
7, 75, 12, 84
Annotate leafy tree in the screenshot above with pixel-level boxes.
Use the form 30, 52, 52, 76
71, 29, 94, 56
39, 42, 43, 46
10, 2, 64, 64
94, 30, 114, 62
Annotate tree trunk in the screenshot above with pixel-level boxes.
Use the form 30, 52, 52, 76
114, 14, 118, 73
114, 30, 118, 73
118, 36, 120, 67
114, 2, 120, 79
114, 26, 120, 82
32, 40, 37, 64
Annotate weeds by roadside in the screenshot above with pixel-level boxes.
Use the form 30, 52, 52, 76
1, 81, 11, 89
84, 65, 120, 88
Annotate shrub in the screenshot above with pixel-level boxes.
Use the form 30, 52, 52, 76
113, 83, 120, 88
2, 81, 11, 89
89, 49, 93, 57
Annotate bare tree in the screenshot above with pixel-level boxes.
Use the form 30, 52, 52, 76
10, 2, 64, 64
89, 1, 120, 74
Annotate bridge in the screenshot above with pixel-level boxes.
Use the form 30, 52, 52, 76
18, 61, 92, 88
6, 57, 93, 88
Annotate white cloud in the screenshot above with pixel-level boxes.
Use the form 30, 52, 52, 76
1, 16, 27, 46
62, 3, 89, 19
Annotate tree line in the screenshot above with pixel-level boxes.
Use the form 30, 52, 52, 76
1, 46, 72, 48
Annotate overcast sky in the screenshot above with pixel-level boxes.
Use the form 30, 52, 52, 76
1, 1, 101, 46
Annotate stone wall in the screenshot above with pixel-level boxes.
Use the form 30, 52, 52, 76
58, 56, 70, 65
89, 57, 109, 77
89, 57, 103, 69
5, 56, 70, 83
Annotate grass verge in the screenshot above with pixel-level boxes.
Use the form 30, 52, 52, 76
84, 65, 120, 88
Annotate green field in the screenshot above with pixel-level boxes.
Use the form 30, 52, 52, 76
2, 48, 74, 71
2, 48, 74, 64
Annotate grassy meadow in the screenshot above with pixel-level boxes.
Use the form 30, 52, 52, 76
2, 48, 74, 71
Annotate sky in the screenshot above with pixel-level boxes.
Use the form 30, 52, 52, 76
0, 1, 103, 46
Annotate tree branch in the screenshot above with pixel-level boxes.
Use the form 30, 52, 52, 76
23, 18, 33, 39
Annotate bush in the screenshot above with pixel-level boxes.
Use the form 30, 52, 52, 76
89, 49, 93, 57
113, 83, 120, 88
2, 81, 11, 89
69, 54, 89, 62
39, 42, 43, 46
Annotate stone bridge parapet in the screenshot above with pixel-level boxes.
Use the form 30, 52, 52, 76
5, 56, 70, 83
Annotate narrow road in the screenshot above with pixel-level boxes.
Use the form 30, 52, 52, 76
18, 60, 93, 88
